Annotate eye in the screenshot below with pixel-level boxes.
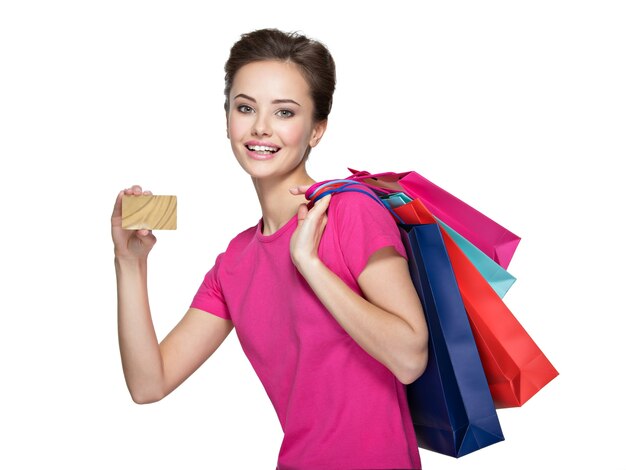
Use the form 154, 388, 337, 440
237, 105, 254, 113
276, 109, 294, 118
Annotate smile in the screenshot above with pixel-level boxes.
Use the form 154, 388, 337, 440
245, 144, 280, 155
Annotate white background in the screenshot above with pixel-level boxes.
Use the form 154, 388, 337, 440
1, 1, 624, 469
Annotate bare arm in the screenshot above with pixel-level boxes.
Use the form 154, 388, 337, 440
289, 192, 428, 385
113, 186, 233, 404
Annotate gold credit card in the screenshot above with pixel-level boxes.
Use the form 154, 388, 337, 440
122, 195, 177, 230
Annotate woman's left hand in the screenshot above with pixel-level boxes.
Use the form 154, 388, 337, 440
289, 185, 332, 274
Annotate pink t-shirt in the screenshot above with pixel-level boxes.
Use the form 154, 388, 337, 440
191, 189, 421, 470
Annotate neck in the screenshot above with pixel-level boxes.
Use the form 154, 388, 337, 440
252, 166, 316, 236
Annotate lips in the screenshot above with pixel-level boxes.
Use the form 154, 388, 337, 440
244, 141, 281, 160
246, 144, 279, 154
245, 141, 280, 154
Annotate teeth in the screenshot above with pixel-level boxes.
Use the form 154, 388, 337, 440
247, 145, 278, 153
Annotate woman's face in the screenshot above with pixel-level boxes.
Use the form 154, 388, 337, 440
227, 60, 326, 181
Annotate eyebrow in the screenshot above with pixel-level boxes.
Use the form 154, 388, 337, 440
233, 93, 301, 107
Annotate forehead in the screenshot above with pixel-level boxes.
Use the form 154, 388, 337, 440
230, 60, 312, 103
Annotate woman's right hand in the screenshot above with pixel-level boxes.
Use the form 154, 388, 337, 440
111, 185, 157, 260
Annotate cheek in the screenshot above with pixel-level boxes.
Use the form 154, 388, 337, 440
277, 121, 311, 146
227, 113, 247, 140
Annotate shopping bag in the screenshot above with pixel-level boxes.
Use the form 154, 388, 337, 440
345, 168, 521, 269
394, 199, 559, 408
402, 223, 504, 457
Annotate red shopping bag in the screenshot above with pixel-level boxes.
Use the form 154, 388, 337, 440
394, 198, 558, 408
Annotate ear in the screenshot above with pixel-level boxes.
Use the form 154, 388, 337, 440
309, 119, 328, 148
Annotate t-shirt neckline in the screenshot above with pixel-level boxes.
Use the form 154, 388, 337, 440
255, 213, 299, 243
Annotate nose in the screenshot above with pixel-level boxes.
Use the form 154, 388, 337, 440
252, 112, 272, 137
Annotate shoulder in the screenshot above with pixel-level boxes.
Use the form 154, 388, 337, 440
201, 221, 257, 279
226, 222, 258, 251
321, 185, 407, 281
326, 186, 396, 229
324, 185, 404, 251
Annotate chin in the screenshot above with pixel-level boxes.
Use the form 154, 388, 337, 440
236, 159, 279, 179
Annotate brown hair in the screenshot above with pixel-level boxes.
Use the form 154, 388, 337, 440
224, 28, 336, 123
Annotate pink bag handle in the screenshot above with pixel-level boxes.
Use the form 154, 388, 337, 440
345, 168, 410, 195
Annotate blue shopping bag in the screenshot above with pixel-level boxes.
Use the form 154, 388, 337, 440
402, 223, 505, 457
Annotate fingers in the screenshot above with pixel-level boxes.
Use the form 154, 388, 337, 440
315, 196, 331, 230
289, 184, 310, 195
112, 185, 151, 220
124, 185, 144, 196
121, 185, 149, 196
297, 194, 331, 225
297, 203, 308, 223
311, 194, 331, 213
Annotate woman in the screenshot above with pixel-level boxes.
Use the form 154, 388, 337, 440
112, 28, 428, 470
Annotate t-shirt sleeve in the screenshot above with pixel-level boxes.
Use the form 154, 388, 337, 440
190, 252, 231, 320
331, 188, 408, 281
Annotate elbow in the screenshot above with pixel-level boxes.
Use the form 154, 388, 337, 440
128, 386, 166, 405
131, 392, 164, 405
397, 353, 428, 385
397, 337, 429, 385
